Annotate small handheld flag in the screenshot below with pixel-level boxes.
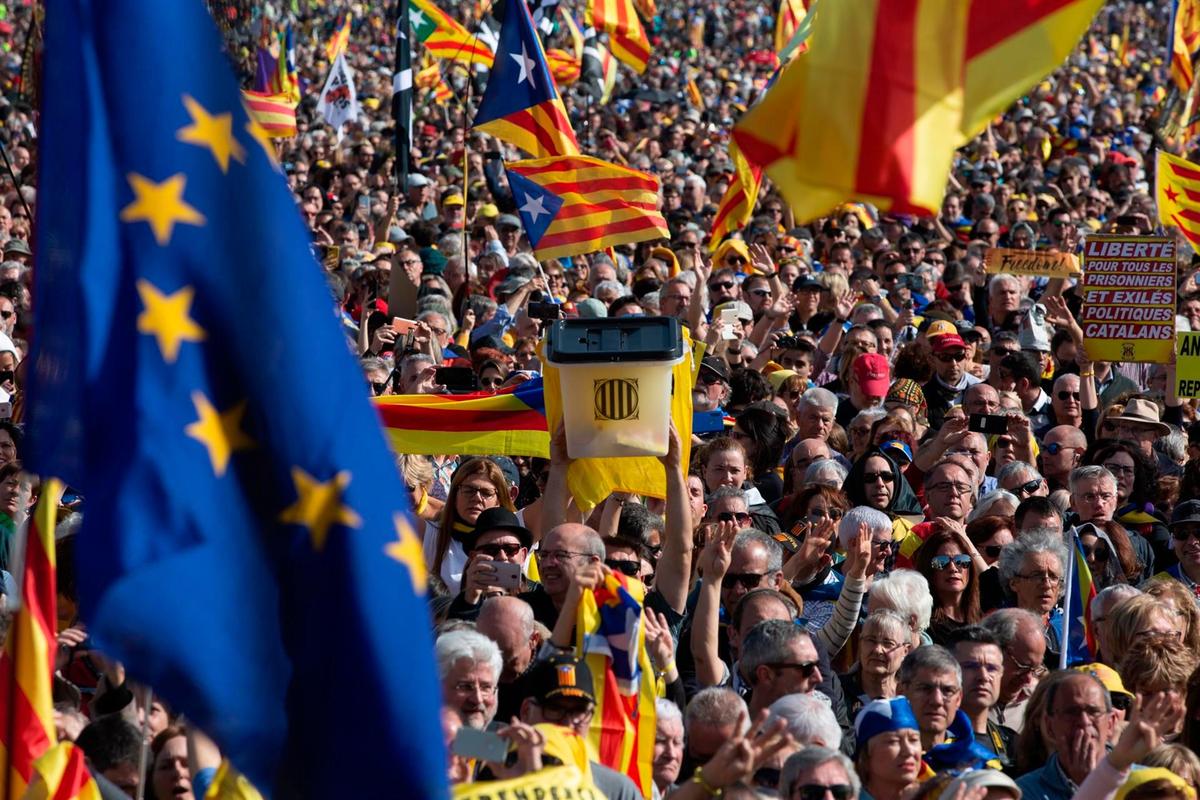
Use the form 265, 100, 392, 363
1059, 529, 1097, 669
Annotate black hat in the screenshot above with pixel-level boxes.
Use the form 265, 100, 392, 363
471, 507, 532, 549
527, 653, 595, 704
792, 275, 827, 293
699, 355, 730, 383
1170, 499, 1200, 529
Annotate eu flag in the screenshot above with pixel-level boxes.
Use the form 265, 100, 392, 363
28, 1, 446, 796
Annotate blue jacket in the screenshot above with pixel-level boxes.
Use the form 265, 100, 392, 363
1016, 754, 1076, 800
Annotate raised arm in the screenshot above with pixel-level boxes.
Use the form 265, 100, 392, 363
652, 423, 693, 614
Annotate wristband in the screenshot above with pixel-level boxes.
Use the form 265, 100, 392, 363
657, 659, 676, 678
692, 767, 723, 797
1078, 369, 1095, 378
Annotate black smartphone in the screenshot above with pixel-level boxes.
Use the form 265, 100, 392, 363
527, 301, 562, 321
436, 367, 478, 393
968, 413, 1009, 435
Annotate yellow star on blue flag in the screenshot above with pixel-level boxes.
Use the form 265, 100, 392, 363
27, 1, 445, 796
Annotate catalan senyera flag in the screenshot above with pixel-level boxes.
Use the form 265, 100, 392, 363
1156, 150, 1200, 249
1059, 529, 1097, 669
505, 155, 668, 260
473, 0, 580, 158
22, 741, 101, 800
416, 61, 455, 104
1171, 0, 1200, 93
575, 571, 657, 796
374, 378, 550, 457
586, 0, 650, 74
546, 49, 582, 84
539, 332, 694, 513
735, 0, 1103, 221
412, 0, 496, 67
774, 0, 808, 55
240, 90, 298, 138
708, 140, 764, 250
0, 479, 63, 799
325, 14, 351, 62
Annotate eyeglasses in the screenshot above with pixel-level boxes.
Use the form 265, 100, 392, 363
1079, 491, 1115, 504
539, 549, 599, 564
1014, 478, 1043, 497
537, 700, 595, 724
749, 288, 772, 297
901, 247, 923, 255
370, 381, 390, 394
983, 544, 1004, 559
764, 661, 819, 679
930, 554, 972, 571
459, 485, 499, 500
863, 470, 894, 484
475, 542, 524, 558
1017, 571, 1062, 585
605, 558, 640, 577
725, 256, 748, 266
722, 572, 768, 591
1005, 649, 1048, 677
883, 272, 905, 281
793, 785, 855, 800
872, 539, 900, 554
453, 680, 497, 697
708, 280, 735, 291
861, 635, 904, 653
1042, 442, 1077, 456
1102, 462, 1135, 477
1056, 391, 1080, 401
807, 507, 843, 523
928, 482, 972, 496
715, 511, 753, 526
936, 351, 967, 362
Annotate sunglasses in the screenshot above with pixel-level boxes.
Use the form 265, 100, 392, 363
709, 280, 736, 291
722, 572, 768, 590
370, 381, 390, 394
1042, 442, 1075, 455
726, 256, 748, 266
764, 660, 819, 678
605, 558, 641, 577
930, 554, 973, 571
1081, 544, 1110, 562
715, 511, 753, 526
1014, 478, 1043, 496
936, 351, 967, 362
474, 542, 523, 558
983, 544, 1004, 559
1056, 391, 1080, 401
794, 785, 855, 800
863, 470, 894, 484
1171, 528, 1200, 541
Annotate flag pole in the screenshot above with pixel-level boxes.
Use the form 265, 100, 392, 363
1059, 529, 1076, 671
462, 78, 471, 262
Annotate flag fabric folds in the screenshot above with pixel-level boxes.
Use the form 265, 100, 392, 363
23, 741, 102, 800
1059, 530, 1097, 669
734, 0, 1103, 222
240, 90, 298, 139
586, 0, 650, 74
580, 26, 618, 103
317, 50, 361, 141
505, 155, 668, 260
375, 378, 551, 457
575, 572, 657, 796
473, 0, 579, 158
708, 140, 764, 250
325, 14, 352, 62
1156, 150, 1200, 249
774, 0, 808, 55
31, 1, 445, 796
1171, 0, 1200, 93
0, 480, 63, 799
412, 0, 496, 67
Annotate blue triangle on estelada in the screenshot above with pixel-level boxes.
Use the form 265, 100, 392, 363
507, 169, 564, 247
474, 0, 560, 126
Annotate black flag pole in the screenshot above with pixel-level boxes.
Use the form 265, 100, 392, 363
393, 0, 413, 192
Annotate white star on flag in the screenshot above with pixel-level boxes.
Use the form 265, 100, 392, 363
511, 44, 537, 89
409, 8, 426, 28
519, 191, 549, 223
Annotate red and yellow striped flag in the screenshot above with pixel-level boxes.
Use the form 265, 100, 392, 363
505, 155, 669, 260
1156, 150, 1200, 249
240, 90, 298, 139
0, 479, 64, 799
734, 0, 1104, 222
413, 0, 496, 67
586, 0, 651, 74
709, 140, 763, 250
325, 15, 351, 62
416, 61, 454, 104
574, 572, 657, 796
686, 77, 703, 109
774, 0, 808, 55
22, 741, 101, 800
1172, 0, 1200, 93
546, 49, 582, 85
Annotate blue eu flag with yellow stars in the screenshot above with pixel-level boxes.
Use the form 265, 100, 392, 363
27, 1, 446, 796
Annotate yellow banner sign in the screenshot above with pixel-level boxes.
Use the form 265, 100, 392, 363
1080, 235, 1177, 364
1177, 333, 1200, 398
985, 248, 1081, 277
453, 766, 603, 800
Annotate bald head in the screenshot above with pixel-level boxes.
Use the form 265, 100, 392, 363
477, 596, 537, 683
1045, 425, 1086, 449
964, 383, 1000, 416
538, 523, 605, 601
790, 438, 831, 475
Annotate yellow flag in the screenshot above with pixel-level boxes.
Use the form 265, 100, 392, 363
1157, 150, 1200, 251
538, 331, 694, 513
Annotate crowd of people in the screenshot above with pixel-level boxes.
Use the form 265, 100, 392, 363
5, 0, 1200, 798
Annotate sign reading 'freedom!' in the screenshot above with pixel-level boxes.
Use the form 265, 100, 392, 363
1080, 235, 1177, 364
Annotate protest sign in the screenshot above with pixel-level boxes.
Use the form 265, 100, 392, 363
1079, 235, 1176, 363
1177, 332, 1200, 398
985, 247, 1080, 277
452, 766, 601, 800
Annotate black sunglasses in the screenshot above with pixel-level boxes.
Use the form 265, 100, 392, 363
605, 558, 640, 577
794, 785, 855, 800
764, 660, 819, 679
983, 544, 1004, 559
370, 381, 390, 395
1057, 391, 1080, 401
474, 542, 524, 558
722, 572, 767, 590
1015, 478, 1043, 496
715, 511, 753, 526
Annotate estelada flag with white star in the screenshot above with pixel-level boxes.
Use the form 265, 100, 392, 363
505, 154, 668, 260
28, 0, 444, 797
316, 49, 361, 142
1156, 149, 1200, 249
473, 0, 578, 158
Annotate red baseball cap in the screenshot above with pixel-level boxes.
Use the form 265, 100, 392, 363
930, 333, 967, 353
852, 353, 891, 397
